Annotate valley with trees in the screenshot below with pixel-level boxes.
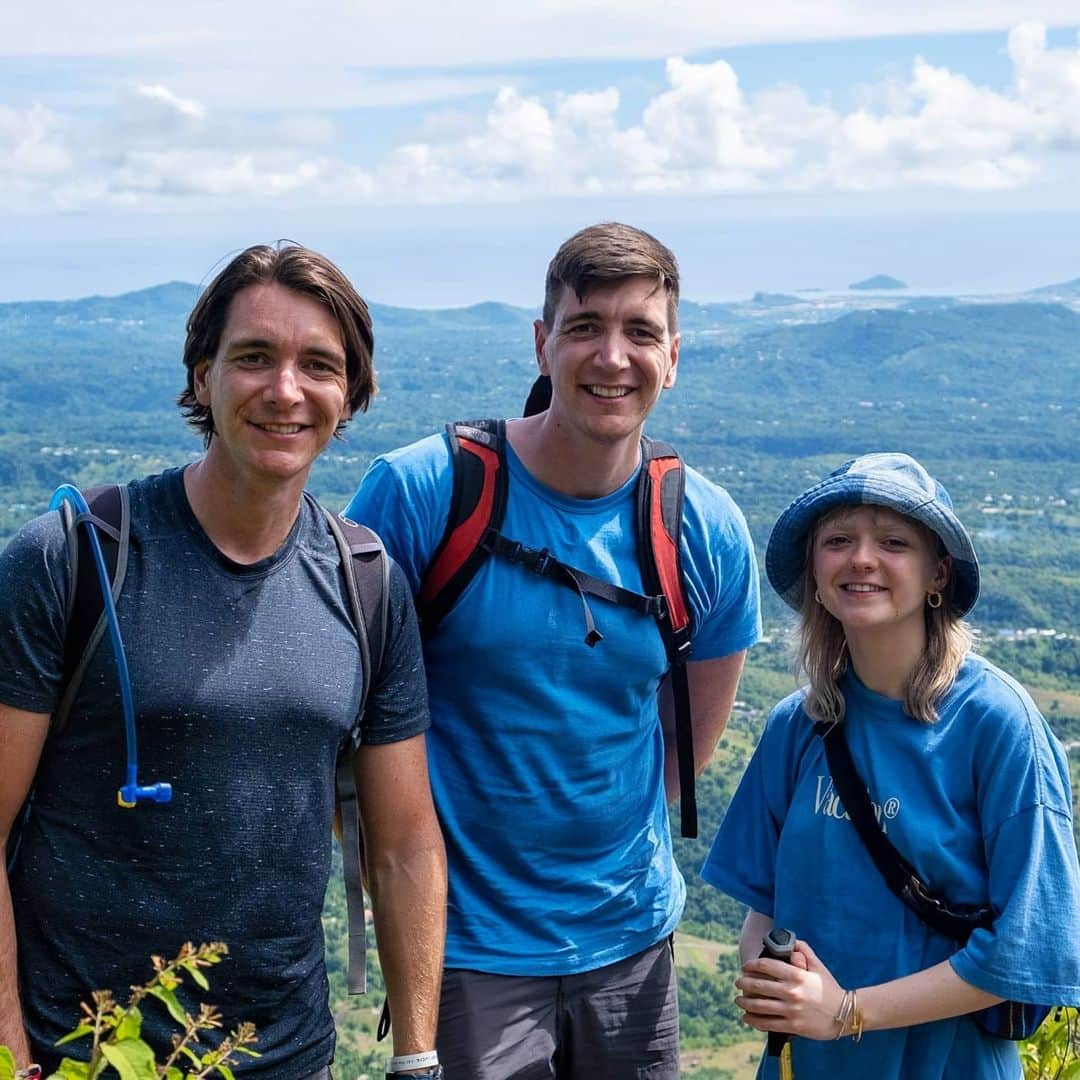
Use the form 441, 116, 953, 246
1, 279, 1076, 1077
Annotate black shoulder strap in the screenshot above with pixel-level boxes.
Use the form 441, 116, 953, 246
417, 419, 508, 636
814, 720, 992, 942
324, 508, 391, 996
637, 437, 697, 838
523, 374, 552, 417
54, 484, 130, 734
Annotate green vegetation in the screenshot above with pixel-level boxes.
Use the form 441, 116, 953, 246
1, 943, 260, 1080
2, 287, 1076, 633
1021, 1008, 1080, 1078
1, 282, 1076, 1076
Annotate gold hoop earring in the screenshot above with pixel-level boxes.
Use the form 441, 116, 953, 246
814, 590, 823, 605
927, 591, 943, 609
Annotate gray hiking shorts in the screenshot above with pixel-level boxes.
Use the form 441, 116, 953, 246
436, 935, 679, 1079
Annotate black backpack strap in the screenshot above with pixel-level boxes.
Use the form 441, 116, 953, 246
813, 720, 992, 941
418, 420, 508, 635
637, 438, 697, 838
523, 374, 552, 417
324, 507, 391, 996
480, 530, 662, 648
54, 484, 130, 735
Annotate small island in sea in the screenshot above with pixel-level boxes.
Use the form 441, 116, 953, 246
850, 273, 907, 290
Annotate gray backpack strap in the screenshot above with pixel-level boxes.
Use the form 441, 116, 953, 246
335, 753, 369, 994
54, 484, 131, 734
324, 507, 391, 995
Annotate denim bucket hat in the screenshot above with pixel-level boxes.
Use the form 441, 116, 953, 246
766, 452, 980, 616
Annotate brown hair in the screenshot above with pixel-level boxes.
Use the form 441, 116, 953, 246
542, 222, 679, 332
178, 242, 376, 445
796, 507, 973, 724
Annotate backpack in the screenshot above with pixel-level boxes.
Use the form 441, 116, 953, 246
6, 484, 387, 997
416, 415, 701, 838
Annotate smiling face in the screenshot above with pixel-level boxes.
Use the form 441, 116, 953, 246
811, 505, 950, 645
193, 282, 350, 490
533, 276, 679, 447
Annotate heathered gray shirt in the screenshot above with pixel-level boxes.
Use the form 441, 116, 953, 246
0, 466, 429, 1077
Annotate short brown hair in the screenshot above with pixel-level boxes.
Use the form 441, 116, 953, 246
178, 242, 376, 445
542, 222, 679, 332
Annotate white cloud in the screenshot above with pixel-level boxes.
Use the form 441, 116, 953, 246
369, 28, 1080, 199
639, 58, 788, 175
1008, 23, 1080, 145
135, 84, 204, 121
4, 1, 1080, 70
0, 104, 72, 204
5, 24, 1080, 211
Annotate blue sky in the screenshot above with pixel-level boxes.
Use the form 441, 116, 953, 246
3, 3, 1080, 306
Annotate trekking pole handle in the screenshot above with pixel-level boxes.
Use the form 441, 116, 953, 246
761, 927, 797, 1057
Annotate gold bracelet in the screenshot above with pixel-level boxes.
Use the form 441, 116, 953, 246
851, 989, 864, 1043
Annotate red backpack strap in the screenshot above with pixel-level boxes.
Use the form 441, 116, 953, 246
637, 438, 697, 838
418, 419, 509, 635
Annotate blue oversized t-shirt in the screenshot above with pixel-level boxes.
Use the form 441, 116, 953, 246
345, 428, 761, 973
702, 656, 1080, 1080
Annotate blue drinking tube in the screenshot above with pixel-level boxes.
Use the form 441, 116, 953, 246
49, 484, 172, 808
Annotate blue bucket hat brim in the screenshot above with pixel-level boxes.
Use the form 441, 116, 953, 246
766, 453, 980, 616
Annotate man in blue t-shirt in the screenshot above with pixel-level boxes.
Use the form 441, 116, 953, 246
0, 244, 446, 1080
344, 223, 761, 1078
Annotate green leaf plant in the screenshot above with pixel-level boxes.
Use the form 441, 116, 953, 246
1, 942, 259, 1080
1021, 1007, 1080, 1080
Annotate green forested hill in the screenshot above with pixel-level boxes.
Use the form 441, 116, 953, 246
2, 282, 1077, 1075
3, 287, 1076, 632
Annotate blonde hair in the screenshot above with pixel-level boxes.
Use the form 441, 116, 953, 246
796, 508, 973, 724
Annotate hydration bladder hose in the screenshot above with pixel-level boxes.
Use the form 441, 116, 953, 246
49, 484, 172, 808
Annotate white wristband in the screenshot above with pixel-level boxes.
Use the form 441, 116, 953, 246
388, 1051, 440, 1071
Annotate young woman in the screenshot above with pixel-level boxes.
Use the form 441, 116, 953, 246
702, 452, 1080, 1079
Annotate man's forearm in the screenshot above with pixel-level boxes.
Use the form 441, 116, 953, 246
368, 827, 447, 1057
0, 866, 31, 1067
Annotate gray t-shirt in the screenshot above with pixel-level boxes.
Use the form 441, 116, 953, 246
0, 467, 429, 1077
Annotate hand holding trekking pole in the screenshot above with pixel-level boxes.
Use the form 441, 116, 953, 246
736, 933, 848, 1045
760, 928, 797, 1079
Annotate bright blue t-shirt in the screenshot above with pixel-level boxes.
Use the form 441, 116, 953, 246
701, 655, 1080, 1080
345, 428, 761, 973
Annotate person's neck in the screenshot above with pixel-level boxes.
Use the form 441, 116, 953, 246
505, 414, 642, 499
183, 455, 307, 564
845, 624, 927, 701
